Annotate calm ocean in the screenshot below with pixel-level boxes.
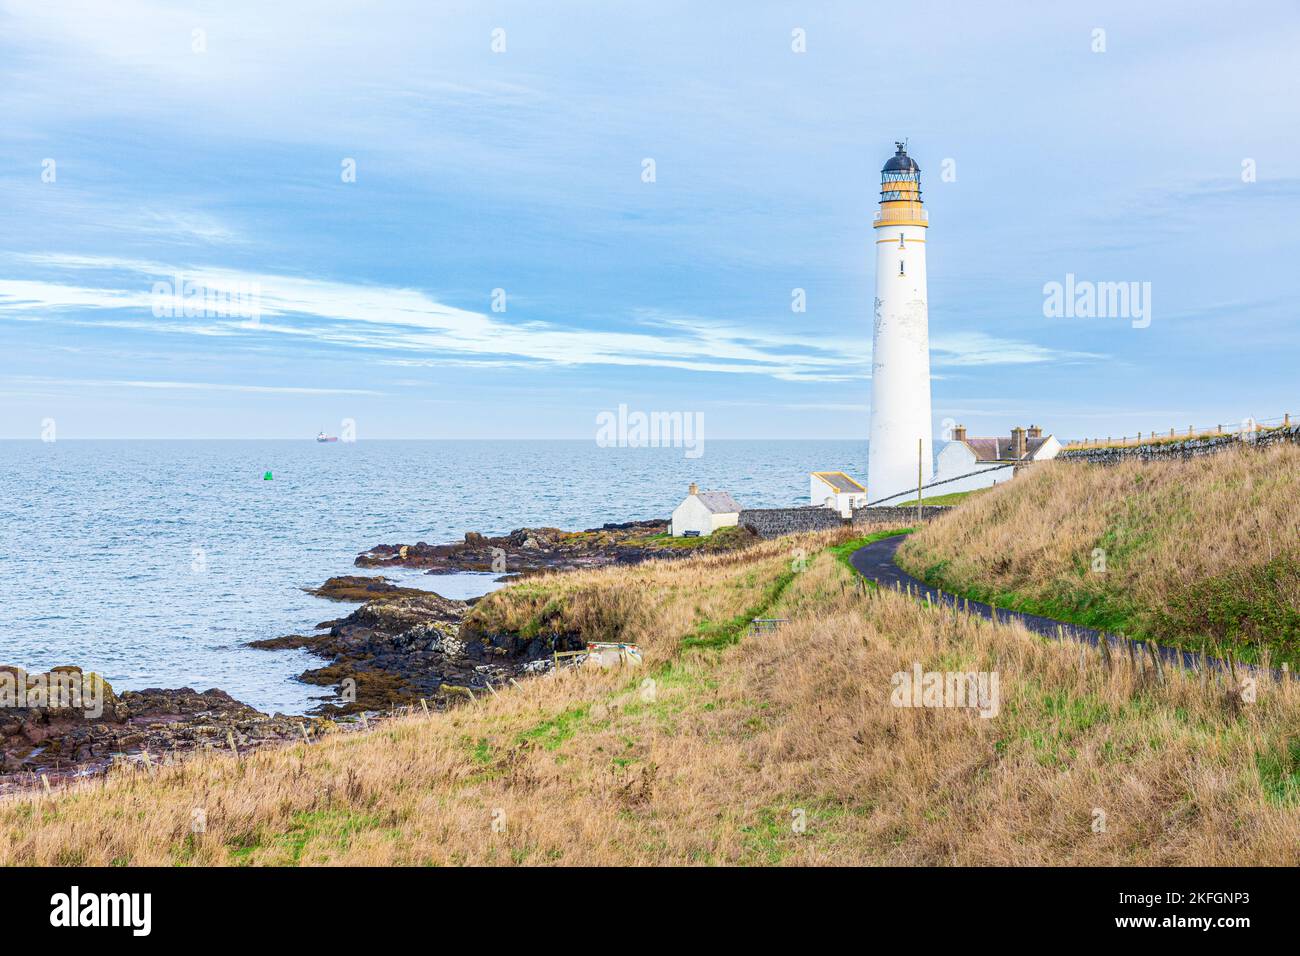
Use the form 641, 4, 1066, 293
1, 439, 868, 714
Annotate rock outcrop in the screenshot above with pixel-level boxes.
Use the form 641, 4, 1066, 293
354, 520, 672, 577
253, 587, 487, 715
0, 666, 320, 788
251, 580, 592, 716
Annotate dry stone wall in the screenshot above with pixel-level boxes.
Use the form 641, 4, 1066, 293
738, 505, 951, 539
1059, 425, 1300, 465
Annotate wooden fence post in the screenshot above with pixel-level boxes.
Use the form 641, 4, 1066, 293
916, 438, 923, 524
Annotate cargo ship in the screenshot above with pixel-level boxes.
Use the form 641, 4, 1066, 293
316, 431, 339, 442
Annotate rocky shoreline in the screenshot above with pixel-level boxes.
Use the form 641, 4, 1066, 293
249, 580, 491, 715
4, 518, 706, 789
354, 519, 678, 577
0, 666, 326, 793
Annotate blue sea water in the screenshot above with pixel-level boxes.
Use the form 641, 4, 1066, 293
0, 439, 868, 714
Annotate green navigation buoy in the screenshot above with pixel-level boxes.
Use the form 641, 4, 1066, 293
263, 471, 273, 480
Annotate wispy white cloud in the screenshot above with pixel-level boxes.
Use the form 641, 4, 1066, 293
932, 332, 1105, 367
0, 254, 1103, 383
7, 376, 381, 396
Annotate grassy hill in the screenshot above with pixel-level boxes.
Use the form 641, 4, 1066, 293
896, 445, 1300, 666
4, 517, 1300, 866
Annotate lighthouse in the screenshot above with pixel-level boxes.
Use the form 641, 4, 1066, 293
867, 142, 933, 504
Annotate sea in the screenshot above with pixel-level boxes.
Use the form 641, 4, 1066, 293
0, 439, 869, 714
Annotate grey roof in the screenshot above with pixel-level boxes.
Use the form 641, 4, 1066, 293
812, 471, 866, 493
694, 490, 741, 514
961, 436, 1051, 462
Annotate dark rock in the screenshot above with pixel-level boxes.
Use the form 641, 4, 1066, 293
353, 519, 685, 577
307, 575, 436, 602
0, 668, 328, 791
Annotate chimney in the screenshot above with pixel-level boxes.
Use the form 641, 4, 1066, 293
1011, 426, 1027, 459
688, 482, 699, 496
952, 424, 967, 442
1027, 424, 1042, 439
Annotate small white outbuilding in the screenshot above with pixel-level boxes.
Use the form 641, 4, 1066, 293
670, 483, 742, 537
809, 471, 869, 517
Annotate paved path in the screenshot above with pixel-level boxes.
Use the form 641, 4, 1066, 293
849, 533, 1240, 674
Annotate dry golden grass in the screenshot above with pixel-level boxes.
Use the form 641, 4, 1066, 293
897, 446, 1300, 662
4, 522, 1299, 866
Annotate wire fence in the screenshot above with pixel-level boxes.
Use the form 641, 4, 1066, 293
1063, 412, 1294, 450
863, 462, 1017, 508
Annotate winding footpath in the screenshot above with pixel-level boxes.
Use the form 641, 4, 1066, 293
849, 533, 1250, 675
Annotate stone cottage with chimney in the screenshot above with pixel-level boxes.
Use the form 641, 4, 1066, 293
670, 483, 742, 537
927, 424, 1062, 497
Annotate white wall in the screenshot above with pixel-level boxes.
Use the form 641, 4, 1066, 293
867, 222, 933, 504
869, 436, 1062, 504
809, 476, 867, 515
907, 441, 1011, 498
671, 497, 711, 536
671, 496, 738, 536
809, 474, 833, 507
927, 463, 1013, 496
709, 511, 740, 532
1032, 435, 1063, 460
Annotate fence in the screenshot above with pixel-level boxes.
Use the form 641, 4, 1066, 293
1064, 412, 1293, 450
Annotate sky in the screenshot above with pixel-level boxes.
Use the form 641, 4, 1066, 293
1, 0, 1298, 440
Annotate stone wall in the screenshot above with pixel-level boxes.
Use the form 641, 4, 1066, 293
851, 505, 952, 525
739, 504, 952, 539
738, 507, 845, 538
1058, 425, 1300, 465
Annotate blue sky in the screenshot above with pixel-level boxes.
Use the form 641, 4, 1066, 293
1, 0, 1297, 439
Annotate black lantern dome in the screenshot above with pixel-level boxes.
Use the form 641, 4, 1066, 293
882, 142, 920, 173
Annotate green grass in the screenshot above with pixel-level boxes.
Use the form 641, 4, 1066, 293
1153, 555, 1300, 664
895, 450, 1300, 668
681, 569, 798, 650
1257, 739, 1300, 806
909, 550, 1300, 668
627, 524, 757, 552
888, 489, 987, 508
220, 809, 394, 865
518, 705, 590, 750
914, 562, 1141, 634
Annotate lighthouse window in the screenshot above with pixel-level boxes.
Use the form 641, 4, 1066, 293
898, 233, 905, 249
899, 260, 905, 276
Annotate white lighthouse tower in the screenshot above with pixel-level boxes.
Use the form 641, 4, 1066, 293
867, 142, 933, 504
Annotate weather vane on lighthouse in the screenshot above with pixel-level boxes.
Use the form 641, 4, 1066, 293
867, 140, 934, 504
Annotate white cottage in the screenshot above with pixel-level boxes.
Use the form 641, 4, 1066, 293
929, 424, 1061, 497
670, 483, 741, 537
809, 471, 869, 517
